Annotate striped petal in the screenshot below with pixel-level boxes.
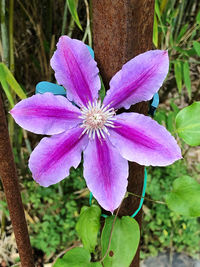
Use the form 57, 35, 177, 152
83, 137, 128, 212
10, 93, 82, 135
29, 127, 88, 187
103, 50, 169, 109
51, 36, 101, 107
109, 113, 182, 166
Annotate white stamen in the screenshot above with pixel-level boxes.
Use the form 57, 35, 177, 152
88, 129, 92, 139
92, 130, 96, 139
96, 128, 101, 139
99, 128, 105, 139
80, 100, 116, 140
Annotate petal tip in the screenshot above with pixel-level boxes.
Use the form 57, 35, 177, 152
176, 152, 183, 161
163, 50, 169, 59
58, 35, 67, 44
110, 209, 114, 215
35, 178, 53, 188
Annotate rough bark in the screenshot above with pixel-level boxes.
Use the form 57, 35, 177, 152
0, 95, 35, 267
92, 1, 155, 266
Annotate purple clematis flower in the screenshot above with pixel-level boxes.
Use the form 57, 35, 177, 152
10, 36, 181, 212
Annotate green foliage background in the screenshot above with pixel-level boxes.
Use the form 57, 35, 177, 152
142, 161, 200, 259
22, 167, 87, 256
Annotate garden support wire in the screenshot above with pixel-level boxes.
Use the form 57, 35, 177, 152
92, 0, 155, 266
0, 95, 35, 267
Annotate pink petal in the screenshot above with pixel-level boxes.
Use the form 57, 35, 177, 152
29, 127, 88, 187
83, 137, 128, 212
103, 50, 169, 109
10, 93, 82, 135
109, 113, 182, 166
50, 36, 101, 107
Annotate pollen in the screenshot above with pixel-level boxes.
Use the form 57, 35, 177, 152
79, 100, 116, 139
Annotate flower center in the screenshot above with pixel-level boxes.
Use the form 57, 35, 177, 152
79, 100, 115, 139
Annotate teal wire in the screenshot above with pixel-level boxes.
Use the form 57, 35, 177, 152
130, 167, 147, 218
89, 168, 148, 218
89, 191, 93, 206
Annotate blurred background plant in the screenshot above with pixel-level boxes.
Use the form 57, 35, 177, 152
153, 0, 200, 101
0, 0, 199, 265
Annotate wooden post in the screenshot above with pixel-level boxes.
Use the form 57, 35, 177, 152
0, 95, 35, 267
92, 1, 155, 266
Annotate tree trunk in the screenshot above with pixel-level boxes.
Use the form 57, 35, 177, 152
92, 1, 155, 266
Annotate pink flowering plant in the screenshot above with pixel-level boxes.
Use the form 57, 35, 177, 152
10, 36, 181, 211
10, 36, 182, 265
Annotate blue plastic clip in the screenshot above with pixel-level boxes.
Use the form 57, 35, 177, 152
86, 45, 95, 58
36, 81, 66, 96
149, 93, 159, 117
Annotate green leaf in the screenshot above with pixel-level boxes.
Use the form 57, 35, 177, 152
173, 46, 188, 56
0, 64, 15, 107
76, 205, 101, 252
183, 62, 191, 98
0, 63, 26, 100
175, 102, 200, 146
153, 13, 158, 47
166, 176, 200, 217
160, 0, 168, 14
174, 61, 182, 93
101, 216, 140, 267
177, 24, 188, 43
91, 263, 102, 267
154, 0, 161, 21
196, 11, 200, 24
154, 0, 165, 35
67, 0, 82, 30
53, 247, 101, 267
193, 41, 200, 57
166, 112, 175, 133
185, 47, 197, 57
170, 100, 179, 115
154, 110, 167, 125
99, 75, 106, 101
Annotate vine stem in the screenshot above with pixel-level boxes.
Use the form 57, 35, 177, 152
8, 0, 15, 144
127, 191, 166, 205
0, 0, 9, 65
61, 0, 68, 35
9, 0, 14, 73
100, 202, 122, 264
82, 0, 92, 46
67, 0, 78, 38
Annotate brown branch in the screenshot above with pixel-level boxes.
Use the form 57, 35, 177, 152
0, 94, 34, 267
